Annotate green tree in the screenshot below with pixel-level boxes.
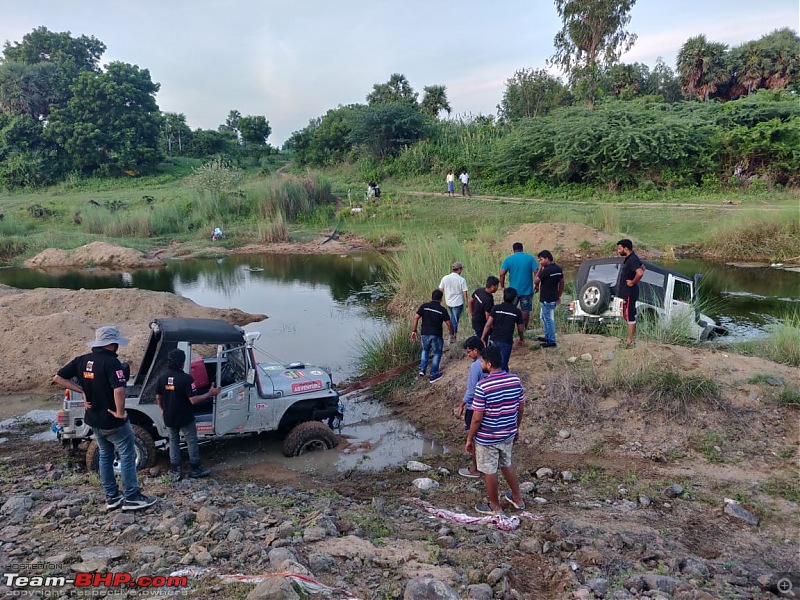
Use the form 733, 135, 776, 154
186, 129, 232, 158
420, 85, 451, 118
219, 109, 241, 134
645, 57, 682, 102
366, 73, 418, 106
2, 27, 105, 110
551, 0, 638, 106
161, 112, 191, 155
498, 68, 570, 120
238, 115, 271, 145
47, 62, 162, 174
348, 101, 427, 159
0, 61, 57, 120
677, 35, 730, 101
608, 62, 650, 99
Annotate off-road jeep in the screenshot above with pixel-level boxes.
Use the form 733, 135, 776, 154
55, 318, 342, 471
567, 258, 727, 341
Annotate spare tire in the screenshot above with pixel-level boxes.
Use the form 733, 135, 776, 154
578, 280, 611, 315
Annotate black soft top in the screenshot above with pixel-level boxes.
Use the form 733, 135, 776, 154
575, 258, 685, 283
151, 318, 245, 344
132, 318, 245, 402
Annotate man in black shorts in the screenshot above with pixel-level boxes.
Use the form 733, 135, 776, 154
469, 276, 499, 340
616, 239, 645, 347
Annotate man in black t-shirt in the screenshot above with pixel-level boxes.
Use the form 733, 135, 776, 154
469, 276, 499, 340
616, 239, 645, 347
156, 349, 220, 479
411, 289, 454, 383
481, 287, 524, 372
54, 325, 157, 512
535, 250, 564, 348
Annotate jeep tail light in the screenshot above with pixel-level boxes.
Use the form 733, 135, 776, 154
56, 410, 68, 427
63, 389, 70, 408
568, 301, 575, 313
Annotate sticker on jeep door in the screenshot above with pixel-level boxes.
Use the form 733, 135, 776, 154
291, 380, 323, 393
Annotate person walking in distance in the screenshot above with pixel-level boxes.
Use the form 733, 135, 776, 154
411, 289, 454, 383
457, 336, 486, 479
469, 276, 499, 340
465, 345, 526, 515
53, 326, 157, 512
156, 349, 221, 479
481, 287, 525, 373
534, 250, 564, 348
616, 239, 645, 347
446, 169, 455, 196
439, 262, 469, 343
459, 169, 470, 196
499, 242, 539, 332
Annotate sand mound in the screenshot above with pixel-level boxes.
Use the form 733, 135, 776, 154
499, 223, 618, 262
25, 242, 165, 269
0, 286, 266, 393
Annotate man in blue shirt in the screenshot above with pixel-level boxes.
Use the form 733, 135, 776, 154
457, 336, 486, 478
499, 242, 539, 331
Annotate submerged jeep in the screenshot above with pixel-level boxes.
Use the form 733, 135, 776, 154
55, 318, 342, 471
567, 258, 727, 341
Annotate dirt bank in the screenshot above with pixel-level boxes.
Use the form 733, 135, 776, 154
24, 241, 166, 269
0, 285, 266, 393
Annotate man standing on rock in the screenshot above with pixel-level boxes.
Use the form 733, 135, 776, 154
616, 239, 644, 347
439, 262, 469, 344
53, 326, 157, 512
534, 250, 564, 348
465, 345, 525, 514
156, 349, 220, 479
411, 289, 454, 383
499, 243, 539, 332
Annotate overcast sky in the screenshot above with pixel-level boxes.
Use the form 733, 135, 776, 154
2, 1, 797, 144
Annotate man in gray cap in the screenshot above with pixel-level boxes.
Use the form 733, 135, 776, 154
54, 325, 157, 511
439, 262, 469, 344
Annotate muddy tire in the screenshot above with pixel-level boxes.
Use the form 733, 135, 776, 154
578, 280, 611, 315
86, 424, 156, 472
282, 421, 338, 457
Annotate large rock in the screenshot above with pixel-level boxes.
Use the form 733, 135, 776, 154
80, 546, 126, 563
403, 576, 460, 600
247, 577, 300, 600
1, 495, 33, 523
466, 583, 493, 600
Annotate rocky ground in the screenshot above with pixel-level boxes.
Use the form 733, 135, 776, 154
0, 332, 798, 599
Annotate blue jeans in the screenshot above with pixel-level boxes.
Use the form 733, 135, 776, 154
448, 304, 464, 336
420, 335, 444, 377
540, 301, 557, 343
493, 341, 513, 372
93, 421, 139, 500
168, 420, 201, 466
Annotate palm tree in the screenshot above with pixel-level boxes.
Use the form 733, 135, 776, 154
677, 35, 730, 101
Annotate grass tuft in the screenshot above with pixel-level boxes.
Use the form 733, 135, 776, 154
703, 210, 800, 262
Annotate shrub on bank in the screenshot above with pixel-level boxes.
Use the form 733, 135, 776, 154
703, 210, 800, 262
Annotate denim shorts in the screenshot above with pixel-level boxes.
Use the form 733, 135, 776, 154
516, 294, 533, 312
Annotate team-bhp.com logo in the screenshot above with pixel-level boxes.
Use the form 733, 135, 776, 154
3, 572, 189, 596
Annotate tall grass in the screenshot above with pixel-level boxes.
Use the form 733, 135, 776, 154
703, 210, 800, 262
252, 174, 333, 221
257, 210, 289, 243
734, 310, 800, 367
354, 323, 418, 379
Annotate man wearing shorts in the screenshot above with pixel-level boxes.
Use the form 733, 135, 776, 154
499, 242, 539, 331
465, 345, 525, 515
616, 239, 644, 347
457, 336, 486, 478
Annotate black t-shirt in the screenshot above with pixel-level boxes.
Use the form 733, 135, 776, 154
416, 301, 450, 337
538, 263, 564, 303
470, 287, 495, 330
617, 252, 643, 299
57, 348, 128, 429
489, 302, 523, 344
156, 368, 198, 428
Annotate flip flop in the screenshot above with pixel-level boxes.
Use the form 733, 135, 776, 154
474, 502, 504, 516
458, 467, 480, 478
502, 490, 526, 510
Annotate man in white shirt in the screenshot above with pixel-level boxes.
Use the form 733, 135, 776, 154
459, 170, 470, 196
439, 262, 469, 343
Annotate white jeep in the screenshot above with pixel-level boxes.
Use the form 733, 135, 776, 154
55, 318, 342, 471
567, 258, 727, 341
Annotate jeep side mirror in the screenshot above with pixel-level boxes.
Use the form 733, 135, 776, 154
246, 368, 256, 386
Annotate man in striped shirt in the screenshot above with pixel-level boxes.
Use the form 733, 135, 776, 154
465, 345, 526, 514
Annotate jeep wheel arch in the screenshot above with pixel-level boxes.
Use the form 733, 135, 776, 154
86, 423, 157, 473
282, 421, 338, 457
578, 280, 611, 315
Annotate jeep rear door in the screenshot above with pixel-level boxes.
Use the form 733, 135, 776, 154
665, 277, 694, 323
